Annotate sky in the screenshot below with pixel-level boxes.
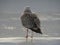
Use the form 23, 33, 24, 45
0, 0, 60, 37
0, 0, 60, 15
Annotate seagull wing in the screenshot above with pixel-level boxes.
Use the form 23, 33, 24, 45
31, 13, 40, 27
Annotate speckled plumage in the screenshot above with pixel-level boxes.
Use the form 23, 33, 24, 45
21, 7, 42, 34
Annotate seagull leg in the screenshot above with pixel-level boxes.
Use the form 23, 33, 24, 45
31, 31, 33, 42
26, 28, 28, 41
25, 28, 29, 44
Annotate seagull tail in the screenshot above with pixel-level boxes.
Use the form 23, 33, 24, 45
30, 28, 43, 34
37, 28, 43, 34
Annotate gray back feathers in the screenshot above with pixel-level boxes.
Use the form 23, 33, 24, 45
21, 7, 40, 28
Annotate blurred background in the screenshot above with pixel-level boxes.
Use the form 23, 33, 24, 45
0, 0, 60, 37
0, 0, 60, 45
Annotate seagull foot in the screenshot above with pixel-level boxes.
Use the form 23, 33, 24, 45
31, 36, 33, 38
26, 35, 28, 38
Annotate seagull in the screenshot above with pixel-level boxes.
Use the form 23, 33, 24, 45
21, 6, 42, 39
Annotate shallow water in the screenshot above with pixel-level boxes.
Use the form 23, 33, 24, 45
0, 37, 60, 45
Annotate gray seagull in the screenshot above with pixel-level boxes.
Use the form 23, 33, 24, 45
21, 6, 42, 39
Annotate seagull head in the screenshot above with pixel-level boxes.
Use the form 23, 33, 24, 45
24, 6, 32, 13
